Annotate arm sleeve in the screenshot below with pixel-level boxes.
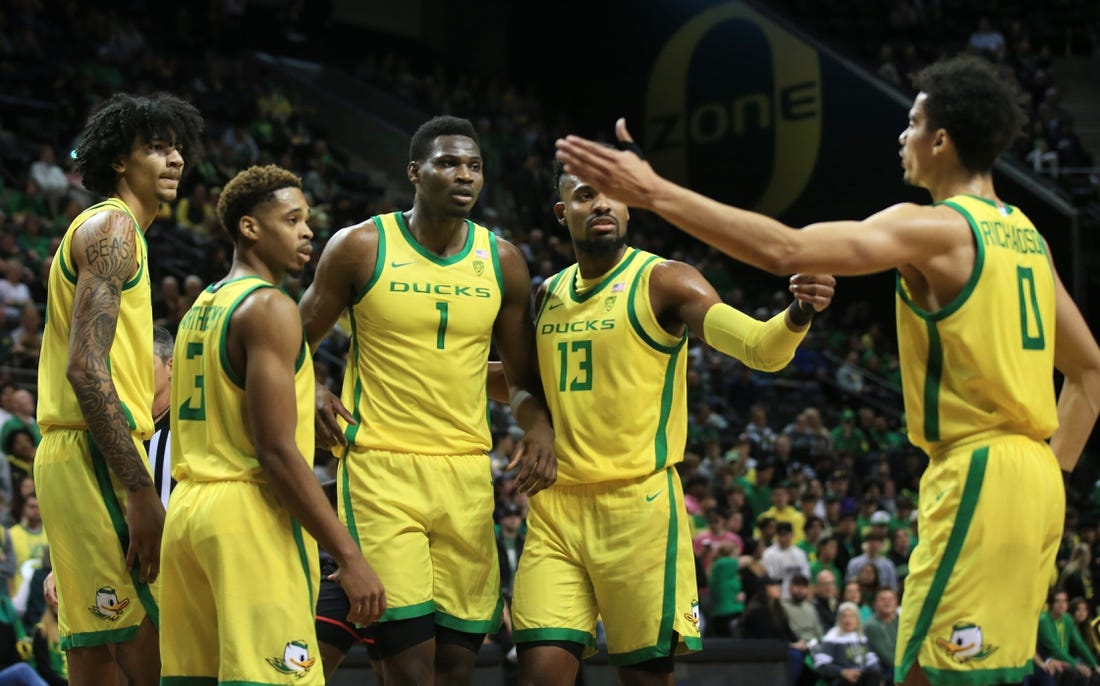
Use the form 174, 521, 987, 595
702, 303, 808, 372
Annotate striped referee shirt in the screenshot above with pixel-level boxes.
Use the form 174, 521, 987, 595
145, 411, 175, 508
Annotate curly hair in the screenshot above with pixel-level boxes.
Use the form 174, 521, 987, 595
216, 165, 303, 240
74, 92, 204, 197
408, 115, 478, 163
911, 55, 1025, 173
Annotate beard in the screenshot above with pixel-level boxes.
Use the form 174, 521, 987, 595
574, 234, 626, 258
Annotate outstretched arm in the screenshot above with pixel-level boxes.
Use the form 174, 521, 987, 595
649, 260, 834, 371
493, 241, 555, 495
1050, 268, 1100, 472
66, 210, 163, 583
235, 290, 385, 625
555, 118, 955, 276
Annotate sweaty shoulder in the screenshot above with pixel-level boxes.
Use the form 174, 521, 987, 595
233, 286, 301, 339
493, 236, 532, 294
326, 218, 381, 261
868, 202, 970, 238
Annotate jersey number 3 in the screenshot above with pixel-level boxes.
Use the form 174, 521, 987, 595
178, 341, 206, 420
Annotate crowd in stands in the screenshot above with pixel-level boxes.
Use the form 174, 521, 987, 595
0, 1, 1096, 683
774, 0, 1100, 205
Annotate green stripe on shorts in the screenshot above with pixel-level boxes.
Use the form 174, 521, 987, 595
87, 431, 159, 629
895, 446, 988, 682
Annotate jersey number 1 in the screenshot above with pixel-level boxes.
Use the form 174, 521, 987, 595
1016, 266, 1045, 350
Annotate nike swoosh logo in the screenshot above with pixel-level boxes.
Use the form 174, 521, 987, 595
390, 260, 414, 268
645, 490, 663, 502
548, 303, 563, 310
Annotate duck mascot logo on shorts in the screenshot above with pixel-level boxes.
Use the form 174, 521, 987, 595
267, 640, 316, 678
935, 623, 998, 662
89, 586, 130, 621
685, 599, 701, 625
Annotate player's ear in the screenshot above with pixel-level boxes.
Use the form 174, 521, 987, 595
553, 202, 566, 226
239, 215, 260, 240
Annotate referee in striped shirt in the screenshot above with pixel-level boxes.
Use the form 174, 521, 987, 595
147, 325, 175, 507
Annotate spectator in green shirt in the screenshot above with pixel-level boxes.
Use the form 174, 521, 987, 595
707, 541, 752, 637
1039, 590, 1098, 681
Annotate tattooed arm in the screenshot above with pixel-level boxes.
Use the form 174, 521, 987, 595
66, 210, 165, 583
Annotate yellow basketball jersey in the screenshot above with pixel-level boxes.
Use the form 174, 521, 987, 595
536, 249, 688, 485
339, 212, 503, 455
896, 195, 1058, 453
170, 276, 315, 483
38, 198, 154, 438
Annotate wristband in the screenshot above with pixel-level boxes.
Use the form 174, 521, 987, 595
788, 300, 815, 327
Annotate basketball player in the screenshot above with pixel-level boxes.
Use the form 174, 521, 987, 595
298, 115, 555, 685
555, 54, 1100, 686
504, 158, 834, 685
159, 165, 385, 683
34, 92, 202, 686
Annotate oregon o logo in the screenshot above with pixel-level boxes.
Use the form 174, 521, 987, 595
646, 1, 821, 217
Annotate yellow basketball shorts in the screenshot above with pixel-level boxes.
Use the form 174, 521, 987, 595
512, 467, 702, 665
338, 449, 502, 631
159, 479, 321, 684
895, 435, 1063, 685
34, 429, 159, 649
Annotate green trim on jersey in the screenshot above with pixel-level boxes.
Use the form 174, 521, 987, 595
567, 249, 640, 303
58, 247, 77, 284
342, 310, 365, 446
215, 279, 275, 390
489, 231, 505, 296
922, 320, 944, 442
626, 255, 684, 354
354, 216, 388, 303
895, 446, 988, 682
534, 270, 568, 323
654, 348, 684, 471
394, 211, 475, 266
896, 200, 986, 321
960, 194, 1015, 215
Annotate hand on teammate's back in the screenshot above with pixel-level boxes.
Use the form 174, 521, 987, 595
315, 383, 356, 449
507, 421, 556, 496
329, 557, 386, 625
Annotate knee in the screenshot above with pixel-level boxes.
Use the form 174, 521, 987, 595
383, 657, 434, 685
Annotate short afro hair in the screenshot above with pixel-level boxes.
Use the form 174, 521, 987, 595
911, 55, 1025, 173
216, 165, 303, 240
74, 92, 204, 197
409, 115, 478, 163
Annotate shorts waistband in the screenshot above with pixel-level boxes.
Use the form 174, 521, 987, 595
927, 431, 1047, 461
